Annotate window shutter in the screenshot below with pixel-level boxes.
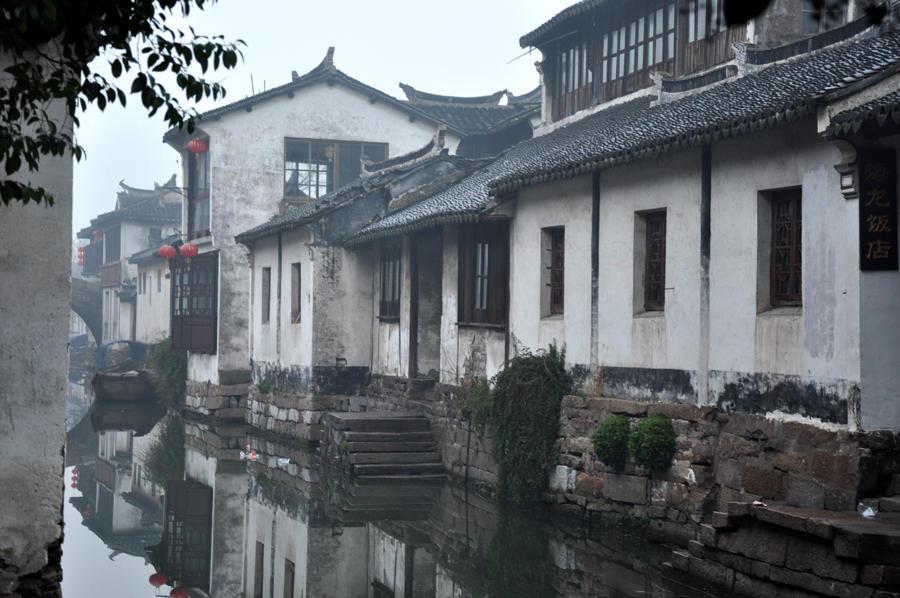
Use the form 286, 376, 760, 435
487, 220, 509, 326
170, 253, 218, 353
458, 225, 474, 323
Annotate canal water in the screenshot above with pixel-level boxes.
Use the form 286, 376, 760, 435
63, 404, 723, 598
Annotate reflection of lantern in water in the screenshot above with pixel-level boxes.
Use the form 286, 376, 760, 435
170, 586, 190, 598
149, 573, 167, 588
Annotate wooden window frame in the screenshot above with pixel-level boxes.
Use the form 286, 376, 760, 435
170, 252, 218, 353
458, 220, 509, 327
188, 143, 211, 239
104, 228, 121, 264
644, 211, 667, 311
379, 244, 401, 320
550, 228, 565, 314
261, 267, 271, 324
283, 559, 295, 598
770, 189, 802, 306
284, 138, 388, 200
290, 262, 301, 324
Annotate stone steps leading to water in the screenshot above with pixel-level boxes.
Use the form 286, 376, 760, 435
324, 411, 445, 480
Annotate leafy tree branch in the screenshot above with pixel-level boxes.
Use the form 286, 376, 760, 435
0, 0, 244, 206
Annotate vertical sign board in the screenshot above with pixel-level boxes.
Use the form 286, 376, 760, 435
859, 149, 899, 271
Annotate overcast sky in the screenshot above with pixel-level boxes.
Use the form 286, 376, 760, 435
72, 0, 574, 232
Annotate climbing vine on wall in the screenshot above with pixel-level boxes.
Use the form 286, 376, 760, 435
466, 342, 569, 503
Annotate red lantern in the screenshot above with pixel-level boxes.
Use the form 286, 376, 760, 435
92, 230, 102, 239
188, 138, 208, 154
72, 468, 78, 475
179, 242, 199, 266
84, 505, 93, 516
77, 260, 84, 267
170, 587, 190, 598
77, 246, 84, 254
159, 244, 177, 267
149, 573, 168, 588
70, 482, 77, 489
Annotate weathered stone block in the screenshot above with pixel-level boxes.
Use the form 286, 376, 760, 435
721, 413, 778, 441
672, 550, 690, 571
881, 497, 900, 513
588, 397, 647, 416
755, 507, 807, 533
742, 465, 783, 500
716, 521, 790, 566
689, 555, 735, 591
812, 451, 858, 488
220, 383, 250, 396
752, 560, 772, 579
863, 565, 900, 586
689, 540, 705, 557
712, 511, 739, 530
784, 474, 826, 509
785, 535, 859, 583
767, 451, 810, 475
784, 421, 838, 448
602, 473, 648, 504
575, 473, 603, 498
699, 524, 718, 547
769, 566, 873, 598
825, 487, 858, 512
728, 501, 753, 517
716, 459, 744, 490
648, 402, 716, 423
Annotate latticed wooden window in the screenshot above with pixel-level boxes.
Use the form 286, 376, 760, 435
771, 190, 802, 306
104, 228, 120, 263
458, 220, 509, 326
380, 244, 401, 318
261, 267, 271, 324
550, 228, 565, 314
644, 211, 666, 311
171, 253, 218, 353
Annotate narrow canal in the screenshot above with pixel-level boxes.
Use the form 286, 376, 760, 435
62, 402, 730, 598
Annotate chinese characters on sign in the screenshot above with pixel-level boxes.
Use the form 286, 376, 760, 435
858, 149, 898, 271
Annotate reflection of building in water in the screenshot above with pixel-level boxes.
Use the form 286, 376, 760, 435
67, 427, 163, 563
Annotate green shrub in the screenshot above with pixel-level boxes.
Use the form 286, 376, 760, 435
591, 415, 630, 471
488, 343, 569, 503
146, 336, 187, 407
628, 413, 676, 470
258, 379, 272, 394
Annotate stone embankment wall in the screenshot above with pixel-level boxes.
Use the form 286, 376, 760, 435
184, 381, 250, 421
364, 377, 900, 545
245, 387, 348, 444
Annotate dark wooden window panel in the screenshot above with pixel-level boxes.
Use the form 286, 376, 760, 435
550, 228, 565, 314
164, 481, 213, 593
261, 267, 271, 324
290, 262, 301, 323
170, 253, 218, 353
771, 189, 802, 306
82, 241, 102, 274
644, 211, 667, 311
188, 142, 210, 239
283, 559, 295, 598
379, 244, 401, 318
104, 227, 120, 263
458, 220, 509, 326
254, 542, 265, 598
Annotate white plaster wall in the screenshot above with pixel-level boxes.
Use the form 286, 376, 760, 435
440, 226, 460, 383
509, 177, 593, 367
311, 246, 373, 368
180, 79, 450, 383
135, 260, 171, 343
251, 235, 279, 365
307, 526, 368, 597
244, 498, 276, 598
596, 149, 703, 371
709, 121, 859, 382
278, 227, 314, 368
859, 133, 900, 430
369, 526, 407, 595
0, 58, 71, 579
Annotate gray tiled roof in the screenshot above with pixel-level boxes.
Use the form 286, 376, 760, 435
78, 198, 181, 237
491, 27, 900, 195
400, 86, 542, 136
353, 28, 900, 243
827, 89, 900, 136
166, 50, 535, 142
520, 0, 605, 48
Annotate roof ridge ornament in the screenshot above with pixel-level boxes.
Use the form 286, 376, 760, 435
322, 46, 336, 74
